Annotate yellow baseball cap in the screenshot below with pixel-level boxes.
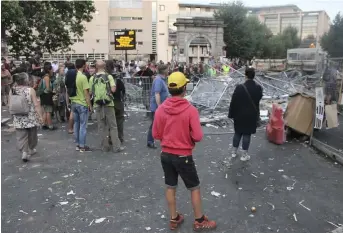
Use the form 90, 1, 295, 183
168, 72, 190, 89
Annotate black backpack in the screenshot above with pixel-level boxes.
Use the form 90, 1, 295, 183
65, 69, 77, 97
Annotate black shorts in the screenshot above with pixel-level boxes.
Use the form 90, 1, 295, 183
161, 152, 200, 190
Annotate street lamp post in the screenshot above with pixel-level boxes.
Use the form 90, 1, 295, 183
166, 49, 169, 62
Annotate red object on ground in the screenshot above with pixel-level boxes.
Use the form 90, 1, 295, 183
266, 104, 285, 145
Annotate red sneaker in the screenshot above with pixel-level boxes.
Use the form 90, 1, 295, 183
193, 216, 217, 231
169, 213, 184, 230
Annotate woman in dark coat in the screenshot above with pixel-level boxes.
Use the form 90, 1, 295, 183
228, 67, 263, 161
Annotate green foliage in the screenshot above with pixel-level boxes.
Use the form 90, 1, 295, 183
1, 1, 96, 57
214, 1, 301, 59
320, 13, 343, 58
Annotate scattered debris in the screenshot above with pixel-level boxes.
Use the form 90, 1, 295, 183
299, 200, 311, 211
287, 186, 294, 191
278, 169, 284, 172
160, 215, 166, 219
238, 187, 242, 190
89, 219, 94, 226
293, 213, 297, 222
33, 210, 36, 213
251, 207, 256, 213
59, 201, 69, 205
210, 191, 221, 197
67, 190, 76, 196
267, 202, 275, 210
251, 173, 258, 178
205, 123, 219, 129
145, 227, 152, 231
326, 220, 340, 228
95, 217, 106, 224
249, 214, 254, 218
225, 174, 228, 179
19, 210, 28, 215
52, 181, 63, 185
62, 174, 74, 178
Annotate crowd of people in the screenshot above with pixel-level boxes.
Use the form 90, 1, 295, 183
4, 52, 262, 232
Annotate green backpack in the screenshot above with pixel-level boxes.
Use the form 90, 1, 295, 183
91, 73, 113, 106
36, 79, 46, 97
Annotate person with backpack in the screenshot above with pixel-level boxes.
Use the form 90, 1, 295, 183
106, 60, 126, 144
152, 72, 217, 231
228, 67, 263, 162
89, 60, 125, 153
10, 72, 43, 162
67, 59, 92, 153
53, 65, 67, 122
38, 62, 56, 130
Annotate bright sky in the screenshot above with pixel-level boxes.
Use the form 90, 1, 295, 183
184, 0, 342, 21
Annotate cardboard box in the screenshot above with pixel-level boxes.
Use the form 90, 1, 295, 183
284, 93, 315, 136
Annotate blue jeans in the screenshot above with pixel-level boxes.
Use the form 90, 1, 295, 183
72, 103, 89, 147
147, 111, 155, 144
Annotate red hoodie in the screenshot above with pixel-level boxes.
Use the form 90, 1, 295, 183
152, 97, 203, 156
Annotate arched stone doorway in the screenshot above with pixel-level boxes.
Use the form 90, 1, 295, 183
174, 17, 225, 64
188, 36, 211, 64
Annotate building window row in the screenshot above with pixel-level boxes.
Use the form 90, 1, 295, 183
110, 0, 142, 9
73, 39, 84, 43
110, 16, 143, 21
110, 41, 143, 45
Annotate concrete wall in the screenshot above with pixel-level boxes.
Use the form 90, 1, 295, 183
109, 0, 153, 59
156, 0, 179, 62
69, 0, 110, 56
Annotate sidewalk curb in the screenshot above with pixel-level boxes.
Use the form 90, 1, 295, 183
311, 137, 343, 165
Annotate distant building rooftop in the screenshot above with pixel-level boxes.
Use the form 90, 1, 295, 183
178, 2, 301, 12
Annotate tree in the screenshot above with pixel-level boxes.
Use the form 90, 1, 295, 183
1, 1, 96, 57
320, 13, 343, 57
214, 1, 299, 60
214, 1, 249, 59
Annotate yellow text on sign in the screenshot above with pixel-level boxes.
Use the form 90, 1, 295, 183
116, 36, 134, 48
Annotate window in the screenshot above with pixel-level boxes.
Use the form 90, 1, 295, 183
79, 39, 84, 43
121, 17, 132, 20
195, 7, 200, 12
186, 7, 190, 13
159, 20, 165, 22
205, 8, 211, 12
73, 39, 77, 43
159, 5, 165, 11
159, 33, 165, 35
137, 17, 142, 20
138, 41, 143, 45
96, 39, 100, 43
110, 42, 115, 45
110, 0, 142, 9
137, 29, 143, 32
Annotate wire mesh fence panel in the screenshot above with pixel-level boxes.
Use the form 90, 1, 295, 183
323, 58, 343, 104
123, 76, 154, 112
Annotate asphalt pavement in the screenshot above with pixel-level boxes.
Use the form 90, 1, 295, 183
1, 111, 343, 233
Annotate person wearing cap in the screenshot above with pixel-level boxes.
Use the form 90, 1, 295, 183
152, 71, 217, 231
147, 64, 169, 149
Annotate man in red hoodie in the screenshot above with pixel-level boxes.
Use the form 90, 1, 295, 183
152, 72, 217, 231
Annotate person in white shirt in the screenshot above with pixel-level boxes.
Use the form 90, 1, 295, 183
52, 61, 59, 73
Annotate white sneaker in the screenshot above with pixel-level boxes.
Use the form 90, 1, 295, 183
22, 152, 29, 162
231, 148, 238, 158
29, 148, 37, 155
240, 152, 250, 162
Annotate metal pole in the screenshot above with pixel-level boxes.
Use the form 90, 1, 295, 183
125, 50, 128, 63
